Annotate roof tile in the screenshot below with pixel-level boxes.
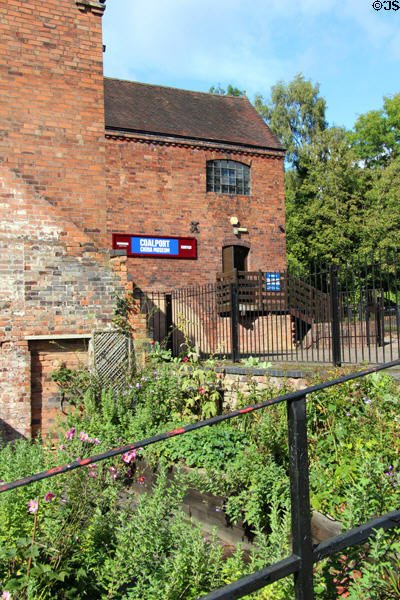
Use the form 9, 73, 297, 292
104, 78, 283, 151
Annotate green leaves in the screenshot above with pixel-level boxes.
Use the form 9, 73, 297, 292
255, 73, 327, 169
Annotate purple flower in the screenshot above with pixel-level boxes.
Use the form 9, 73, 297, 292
59, 444, 66, 451
137, 476, 146, 485
136, 382, 141, 389
2, 591, 11, 600
79, 431, 88, 441
44, 492, 55, 502
65, 427, 75, 440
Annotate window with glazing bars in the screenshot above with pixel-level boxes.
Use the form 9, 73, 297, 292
206, 160, 250, 195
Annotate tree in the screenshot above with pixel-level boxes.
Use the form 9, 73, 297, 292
254, 73, 327, 169
209, 84, 245, 97
351, 94, 400, 167
285, 127, 367, 267
360, 155, 400, 254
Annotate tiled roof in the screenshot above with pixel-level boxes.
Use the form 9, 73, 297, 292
104, 78, 284, 151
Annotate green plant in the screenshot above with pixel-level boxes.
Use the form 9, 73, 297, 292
148, 340, 172, 363
240, 356, 272, 369
112, 290, 138, 333
50, 362, 95, 407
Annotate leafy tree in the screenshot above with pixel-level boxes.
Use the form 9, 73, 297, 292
254, 73, 327, 169
285, 127, 367, 267
209, 84, 244, 97
360, 154, 400, 254
351, 94, 400, 167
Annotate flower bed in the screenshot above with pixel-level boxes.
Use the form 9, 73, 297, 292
1, 345, 400, 599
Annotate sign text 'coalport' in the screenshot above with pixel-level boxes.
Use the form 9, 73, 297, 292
112, 234, 197, 259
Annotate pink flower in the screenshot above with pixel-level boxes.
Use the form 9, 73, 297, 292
151, 340, 155, 345
93, 438, 101, 444
199, 387, 205, 395
28, 499, 38, 514
2, 591, 11, 600
109, 467, 118, 480
44, 492, 55, 502
79, 431, 88, 441
65, 427, 75, 440
183, 357, 189, 362
137, 476, 146, 485
59, 444, 66, 451
122, 449, 137, 464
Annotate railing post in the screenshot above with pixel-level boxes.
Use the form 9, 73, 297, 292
287, 394, 314, 600
230, 282, 240, 362
165, 293, 172, 352
330, 264, 341, 366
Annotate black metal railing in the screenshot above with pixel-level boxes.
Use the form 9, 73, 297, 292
1, 360, 400, 599
138, 252, 400, 365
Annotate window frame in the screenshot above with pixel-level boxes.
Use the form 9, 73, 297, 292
206, 159, 250, 196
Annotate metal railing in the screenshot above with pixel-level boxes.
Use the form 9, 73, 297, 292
139, 253, 400, 365
1, 359, 400, 599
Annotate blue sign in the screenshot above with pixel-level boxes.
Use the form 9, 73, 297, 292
265, 272, 281, 291
131, 236, 179, 256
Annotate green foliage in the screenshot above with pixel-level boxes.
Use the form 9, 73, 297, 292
2, 356, 400, 599
99, 469, 227, 600
50, 362, 96, 406
285, 126, 367, 266
209, 84, 245, 97
255, 73, 327, 169
161, 423, 247, 470
352, 93, 400, 168
240, 356, 272, 369
112, 290, 137, 333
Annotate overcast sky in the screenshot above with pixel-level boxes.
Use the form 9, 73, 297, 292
102, 0, 399, 130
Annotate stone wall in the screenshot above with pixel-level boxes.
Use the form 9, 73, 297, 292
218, 366, 312, 409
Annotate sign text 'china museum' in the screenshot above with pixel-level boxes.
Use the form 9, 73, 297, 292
113, 234, 197, 259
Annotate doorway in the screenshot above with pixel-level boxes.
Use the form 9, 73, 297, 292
222, 245, 249, 274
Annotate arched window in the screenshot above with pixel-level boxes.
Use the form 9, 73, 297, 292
206, 160, 250, 195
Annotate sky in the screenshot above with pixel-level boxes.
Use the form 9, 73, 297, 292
102, 0, 400, 131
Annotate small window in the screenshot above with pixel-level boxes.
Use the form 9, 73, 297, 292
207, 160, 250, 195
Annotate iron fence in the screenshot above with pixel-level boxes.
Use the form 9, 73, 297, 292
138, 252, 400, 365
1, 360, 400, 599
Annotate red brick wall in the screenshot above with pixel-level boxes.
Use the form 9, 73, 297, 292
30, 339, 88, 439
0, 165, 130, 441
106, 136, 286, 291
0, 0, 107, 243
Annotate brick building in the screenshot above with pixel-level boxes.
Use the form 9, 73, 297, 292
0, 0, 285, 441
